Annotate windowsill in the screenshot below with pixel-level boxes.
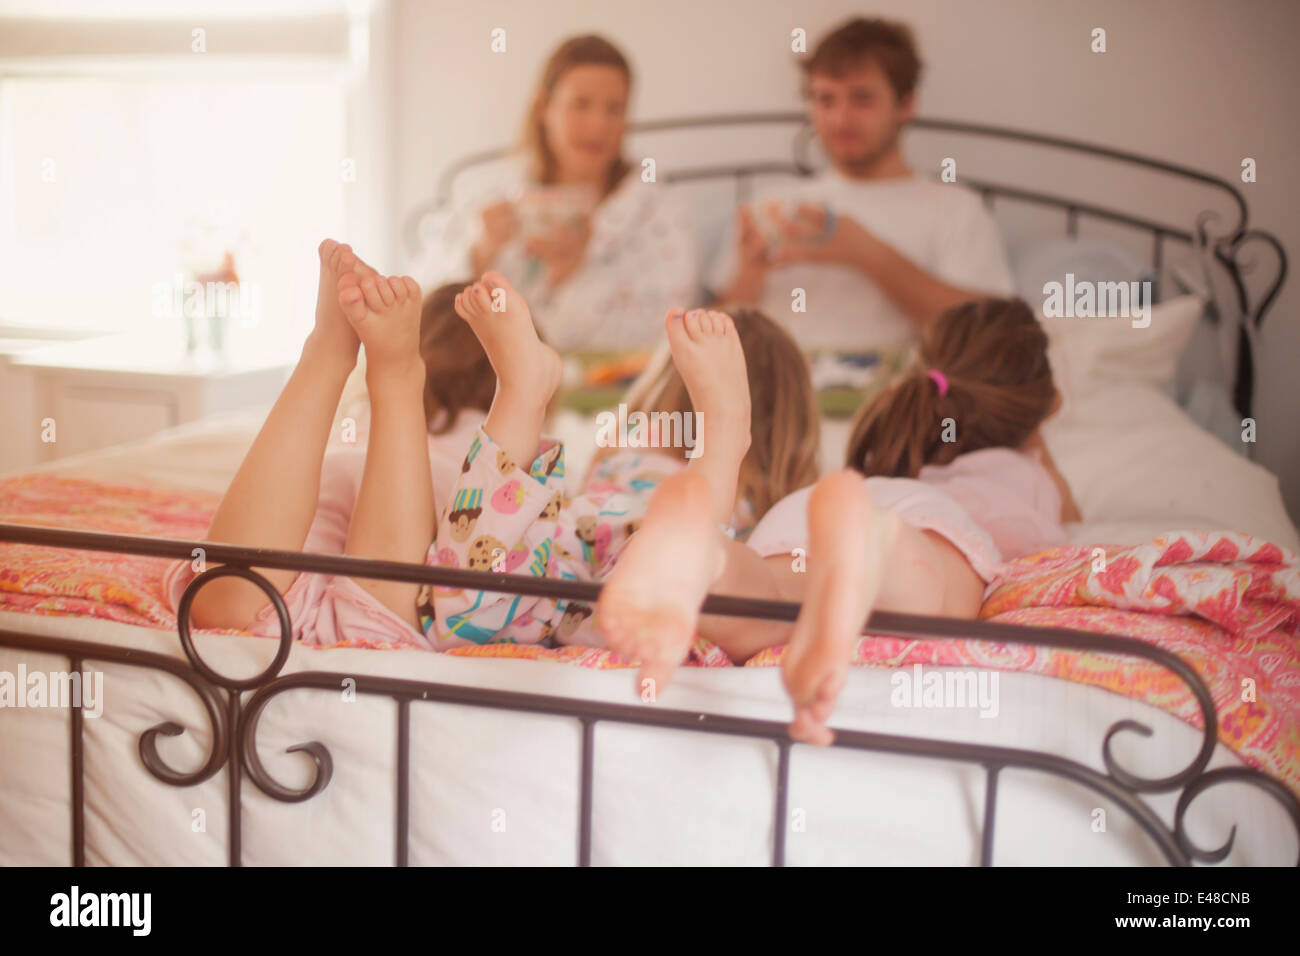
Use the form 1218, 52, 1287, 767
7, 330, 296, 378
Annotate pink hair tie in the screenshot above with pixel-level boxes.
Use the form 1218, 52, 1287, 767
927, 369, 949, 396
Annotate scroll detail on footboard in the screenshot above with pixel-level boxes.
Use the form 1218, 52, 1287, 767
1, 521, 1297, 866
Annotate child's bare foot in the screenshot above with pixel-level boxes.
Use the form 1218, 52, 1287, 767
665, 308, 752, 521
782, 471, 900, 746
337, 270, 423, 376
596, 470, 726, 694
455, 272, 562, 467
455, 272, 561, 403
313, 239, 377, 362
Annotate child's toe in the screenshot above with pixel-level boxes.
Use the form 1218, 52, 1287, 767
334, 244, 356, 274
337, 270, 361, 296
360, 278, 386, 311
684, 309, 706, 339
338, 286, 366, 323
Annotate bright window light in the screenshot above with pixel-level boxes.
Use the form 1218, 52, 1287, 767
0, 73, 348, 361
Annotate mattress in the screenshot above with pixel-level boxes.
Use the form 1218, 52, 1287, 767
3, 378, 1298, 865
4, 605, 1293, 866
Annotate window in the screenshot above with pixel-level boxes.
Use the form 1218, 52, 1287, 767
0, 71, 348, 360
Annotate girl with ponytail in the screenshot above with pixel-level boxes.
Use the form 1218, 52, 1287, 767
849, 297, 1062, 480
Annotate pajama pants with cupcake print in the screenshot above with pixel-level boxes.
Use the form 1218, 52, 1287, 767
418, 427, 687, 650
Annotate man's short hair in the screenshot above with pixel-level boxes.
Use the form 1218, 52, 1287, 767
802, 17, 923, 101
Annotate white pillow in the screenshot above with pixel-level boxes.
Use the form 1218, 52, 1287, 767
1041, 293, 1204, 394
1042, 378, 1298, 549
1011, 237, 1154, 305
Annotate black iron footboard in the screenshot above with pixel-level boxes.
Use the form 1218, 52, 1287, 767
1, 521, 1297, 866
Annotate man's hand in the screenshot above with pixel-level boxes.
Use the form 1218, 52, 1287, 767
738, 205, 772, 270
737, 201, 993, 330
771, 202, 876, 268
471, 199, 519, 274
526, 215, 592, 287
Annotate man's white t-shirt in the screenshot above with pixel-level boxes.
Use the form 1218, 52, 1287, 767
705, 171, 1015, 351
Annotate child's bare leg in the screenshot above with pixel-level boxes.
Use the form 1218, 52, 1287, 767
190, 240, 375, 630
597, 483, 798, 673
595, 470, 726, 691
595, 309, 753, 688
783, 471, 984, 745
339, 272, 431, 630
695, 549, 804, 660
667, 308, 751, 523
454, 272, 561, 469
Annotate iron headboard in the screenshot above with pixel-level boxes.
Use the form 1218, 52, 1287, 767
403, 112, 1286, 419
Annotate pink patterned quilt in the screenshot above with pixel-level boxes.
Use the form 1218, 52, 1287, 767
2, 474, 1297, 795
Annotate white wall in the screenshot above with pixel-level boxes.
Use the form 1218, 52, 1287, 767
390, 0, 1300, 524
346, 0, 398, 272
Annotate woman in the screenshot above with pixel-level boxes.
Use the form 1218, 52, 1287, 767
419, 34, 699, 351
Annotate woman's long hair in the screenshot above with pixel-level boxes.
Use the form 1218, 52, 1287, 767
611, 309, 821, 521
520, 34, 632, 197
846, 297, 1055, 477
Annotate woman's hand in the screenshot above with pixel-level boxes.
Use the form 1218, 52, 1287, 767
526, 215, 592, 287
471, 200, 519, 274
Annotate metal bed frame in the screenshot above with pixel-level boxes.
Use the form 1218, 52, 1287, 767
1, 522, 1298, 867
1, 116, 1295, 866
405, 112, 1287, 420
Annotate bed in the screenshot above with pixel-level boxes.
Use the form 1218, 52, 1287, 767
2, 115, 1298, 866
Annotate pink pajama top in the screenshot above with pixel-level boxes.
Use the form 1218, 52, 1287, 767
747, 447, 1067, 583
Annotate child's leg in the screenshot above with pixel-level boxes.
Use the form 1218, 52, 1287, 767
415, 272, 565, 646
454, 272, 561, 471
696, 549, 804, 658
189, 240, 375, 630
781, 471, 985, 745
594, 308, 754, 682
337, 271, 432, 631
597, 468, 984, 741
594, 469, 726, 689
667, 308, 751, 524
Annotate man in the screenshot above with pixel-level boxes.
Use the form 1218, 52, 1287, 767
707, 17, 1014, 351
